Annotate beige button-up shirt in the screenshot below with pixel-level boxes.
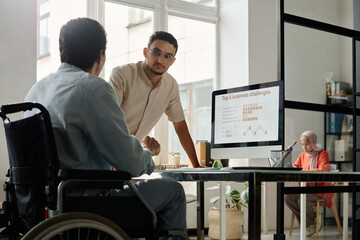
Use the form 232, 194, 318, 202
109, 61, 185, 140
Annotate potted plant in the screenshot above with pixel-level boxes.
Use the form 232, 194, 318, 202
168, 152, 181, 165
208, 183, 249, 240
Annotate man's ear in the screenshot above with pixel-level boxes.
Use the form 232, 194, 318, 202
143, 47, 148, 58
97, 49, 105, 63
169, 57, 176, 66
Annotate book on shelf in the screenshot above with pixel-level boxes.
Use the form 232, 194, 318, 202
328, 113, 344, 134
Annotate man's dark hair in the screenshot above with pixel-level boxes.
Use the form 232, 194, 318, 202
59, 18, 107, 70
147, 31, 178, 55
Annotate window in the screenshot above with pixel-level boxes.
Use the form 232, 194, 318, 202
37, 0, 50, 57
168, 16, 216, 84
103, 2, 153, 80
168, 79, 212, 163
128, 8, 152, 27
178, 0, 216, 7
36, 0, 87, 81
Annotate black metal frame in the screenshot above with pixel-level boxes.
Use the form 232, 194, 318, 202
160, 169, 360, 240
277, 0, 360, 238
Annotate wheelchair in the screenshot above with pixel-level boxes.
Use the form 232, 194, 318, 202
0, 102, 189, 240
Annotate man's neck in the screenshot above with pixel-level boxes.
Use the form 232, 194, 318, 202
143, 64, 162, 88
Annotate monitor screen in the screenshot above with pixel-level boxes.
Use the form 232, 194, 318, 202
211, 81, 284, 159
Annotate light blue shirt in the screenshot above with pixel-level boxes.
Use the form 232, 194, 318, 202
25, 63, 154, 177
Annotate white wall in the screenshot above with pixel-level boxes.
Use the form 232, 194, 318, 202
0, 0, 37, 201
248, 0, 278, 85
219, 0, 249, 89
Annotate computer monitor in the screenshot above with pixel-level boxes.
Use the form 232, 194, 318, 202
211, 81, 284, 160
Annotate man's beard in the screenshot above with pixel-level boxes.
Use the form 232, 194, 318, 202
148, 64, 165, 76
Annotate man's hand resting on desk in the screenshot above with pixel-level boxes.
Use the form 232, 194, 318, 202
141, 136, 160, 156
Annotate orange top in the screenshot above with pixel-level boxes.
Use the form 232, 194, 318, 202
293, 150, 334, 208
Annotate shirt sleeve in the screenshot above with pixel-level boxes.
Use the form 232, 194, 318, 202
165, 82, 185, 122
292, 154, 302, 168
85, 82, 154, 177
109, 67, 124, 106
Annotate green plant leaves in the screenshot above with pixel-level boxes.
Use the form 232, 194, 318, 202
168, 152, 180, 156
241, 188, 249, 207
210, 195, 220, 204
210, 184, 248, 211
225, 185, 231, 195
212, 160, 223, 168
229, 189, 240, 199
235, 203, 243, 212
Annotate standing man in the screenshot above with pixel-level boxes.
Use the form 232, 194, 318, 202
24, 18, 187, 234
109, 31, 200, 168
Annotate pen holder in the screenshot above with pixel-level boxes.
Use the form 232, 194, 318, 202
269, 150, 292, 168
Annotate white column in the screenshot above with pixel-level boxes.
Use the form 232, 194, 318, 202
343, 182, 348, 240
300, 182, 306, 240
220, 182, 226, 240
262, 182, 268, 233
87, 0, 104, 23
153, 0, 168, 31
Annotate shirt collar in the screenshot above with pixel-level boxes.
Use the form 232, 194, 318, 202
58, 62, 83, 72
139, 61, 162, 89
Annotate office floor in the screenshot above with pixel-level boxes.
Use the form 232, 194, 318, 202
243, 226, 349, 240
190, 226, 349, 240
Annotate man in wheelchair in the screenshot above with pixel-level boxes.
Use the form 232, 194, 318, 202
1, 17, 187, 239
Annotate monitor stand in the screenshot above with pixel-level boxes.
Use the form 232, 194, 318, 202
229, 158, 270, 168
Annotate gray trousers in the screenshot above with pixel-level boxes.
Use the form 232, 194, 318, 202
110, 177, 187, 233
285, 194, 322, 227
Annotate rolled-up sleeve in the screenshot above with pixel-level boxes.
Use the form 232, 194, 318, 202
109, 67, 125, 106
165, 84, 185, 123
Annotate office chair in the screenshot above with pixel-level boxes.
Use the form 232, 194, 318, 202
289, 187, 343, 239
0, 102, 188, 240
313, 183, 343, 239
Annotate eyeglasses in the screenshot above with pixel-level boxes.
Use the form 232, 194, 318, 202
147, 48, 174, 62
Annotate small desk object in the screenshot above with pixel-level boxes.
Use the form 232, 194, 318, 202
159, 168, 360, 240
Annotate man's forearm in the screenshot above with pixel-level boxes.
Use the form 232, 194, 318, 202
173, 121, 200, 167
181, 138, 200, 167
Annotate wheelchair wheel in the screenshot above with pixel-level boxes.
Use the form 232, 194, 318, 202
22, 212, 130, 240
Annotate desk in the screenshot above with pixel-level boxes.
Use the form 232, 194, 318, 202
158, 169, 360, 240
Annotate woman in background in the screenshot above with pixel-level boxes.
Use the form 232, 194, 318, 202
285, 130, 334, 237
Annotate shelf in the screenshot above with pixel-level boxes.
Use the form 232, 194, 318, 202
325, 132, 341, 136
326, 95, 353, 107
325, 132, 352, 135
327, 95, 348, 101
329, 161, 353, 164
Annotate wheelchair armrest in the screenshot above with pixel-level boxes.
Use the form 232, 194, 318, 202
57, 169, 159, 233
58, 169, 132, 181
1, 102, 47, 115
